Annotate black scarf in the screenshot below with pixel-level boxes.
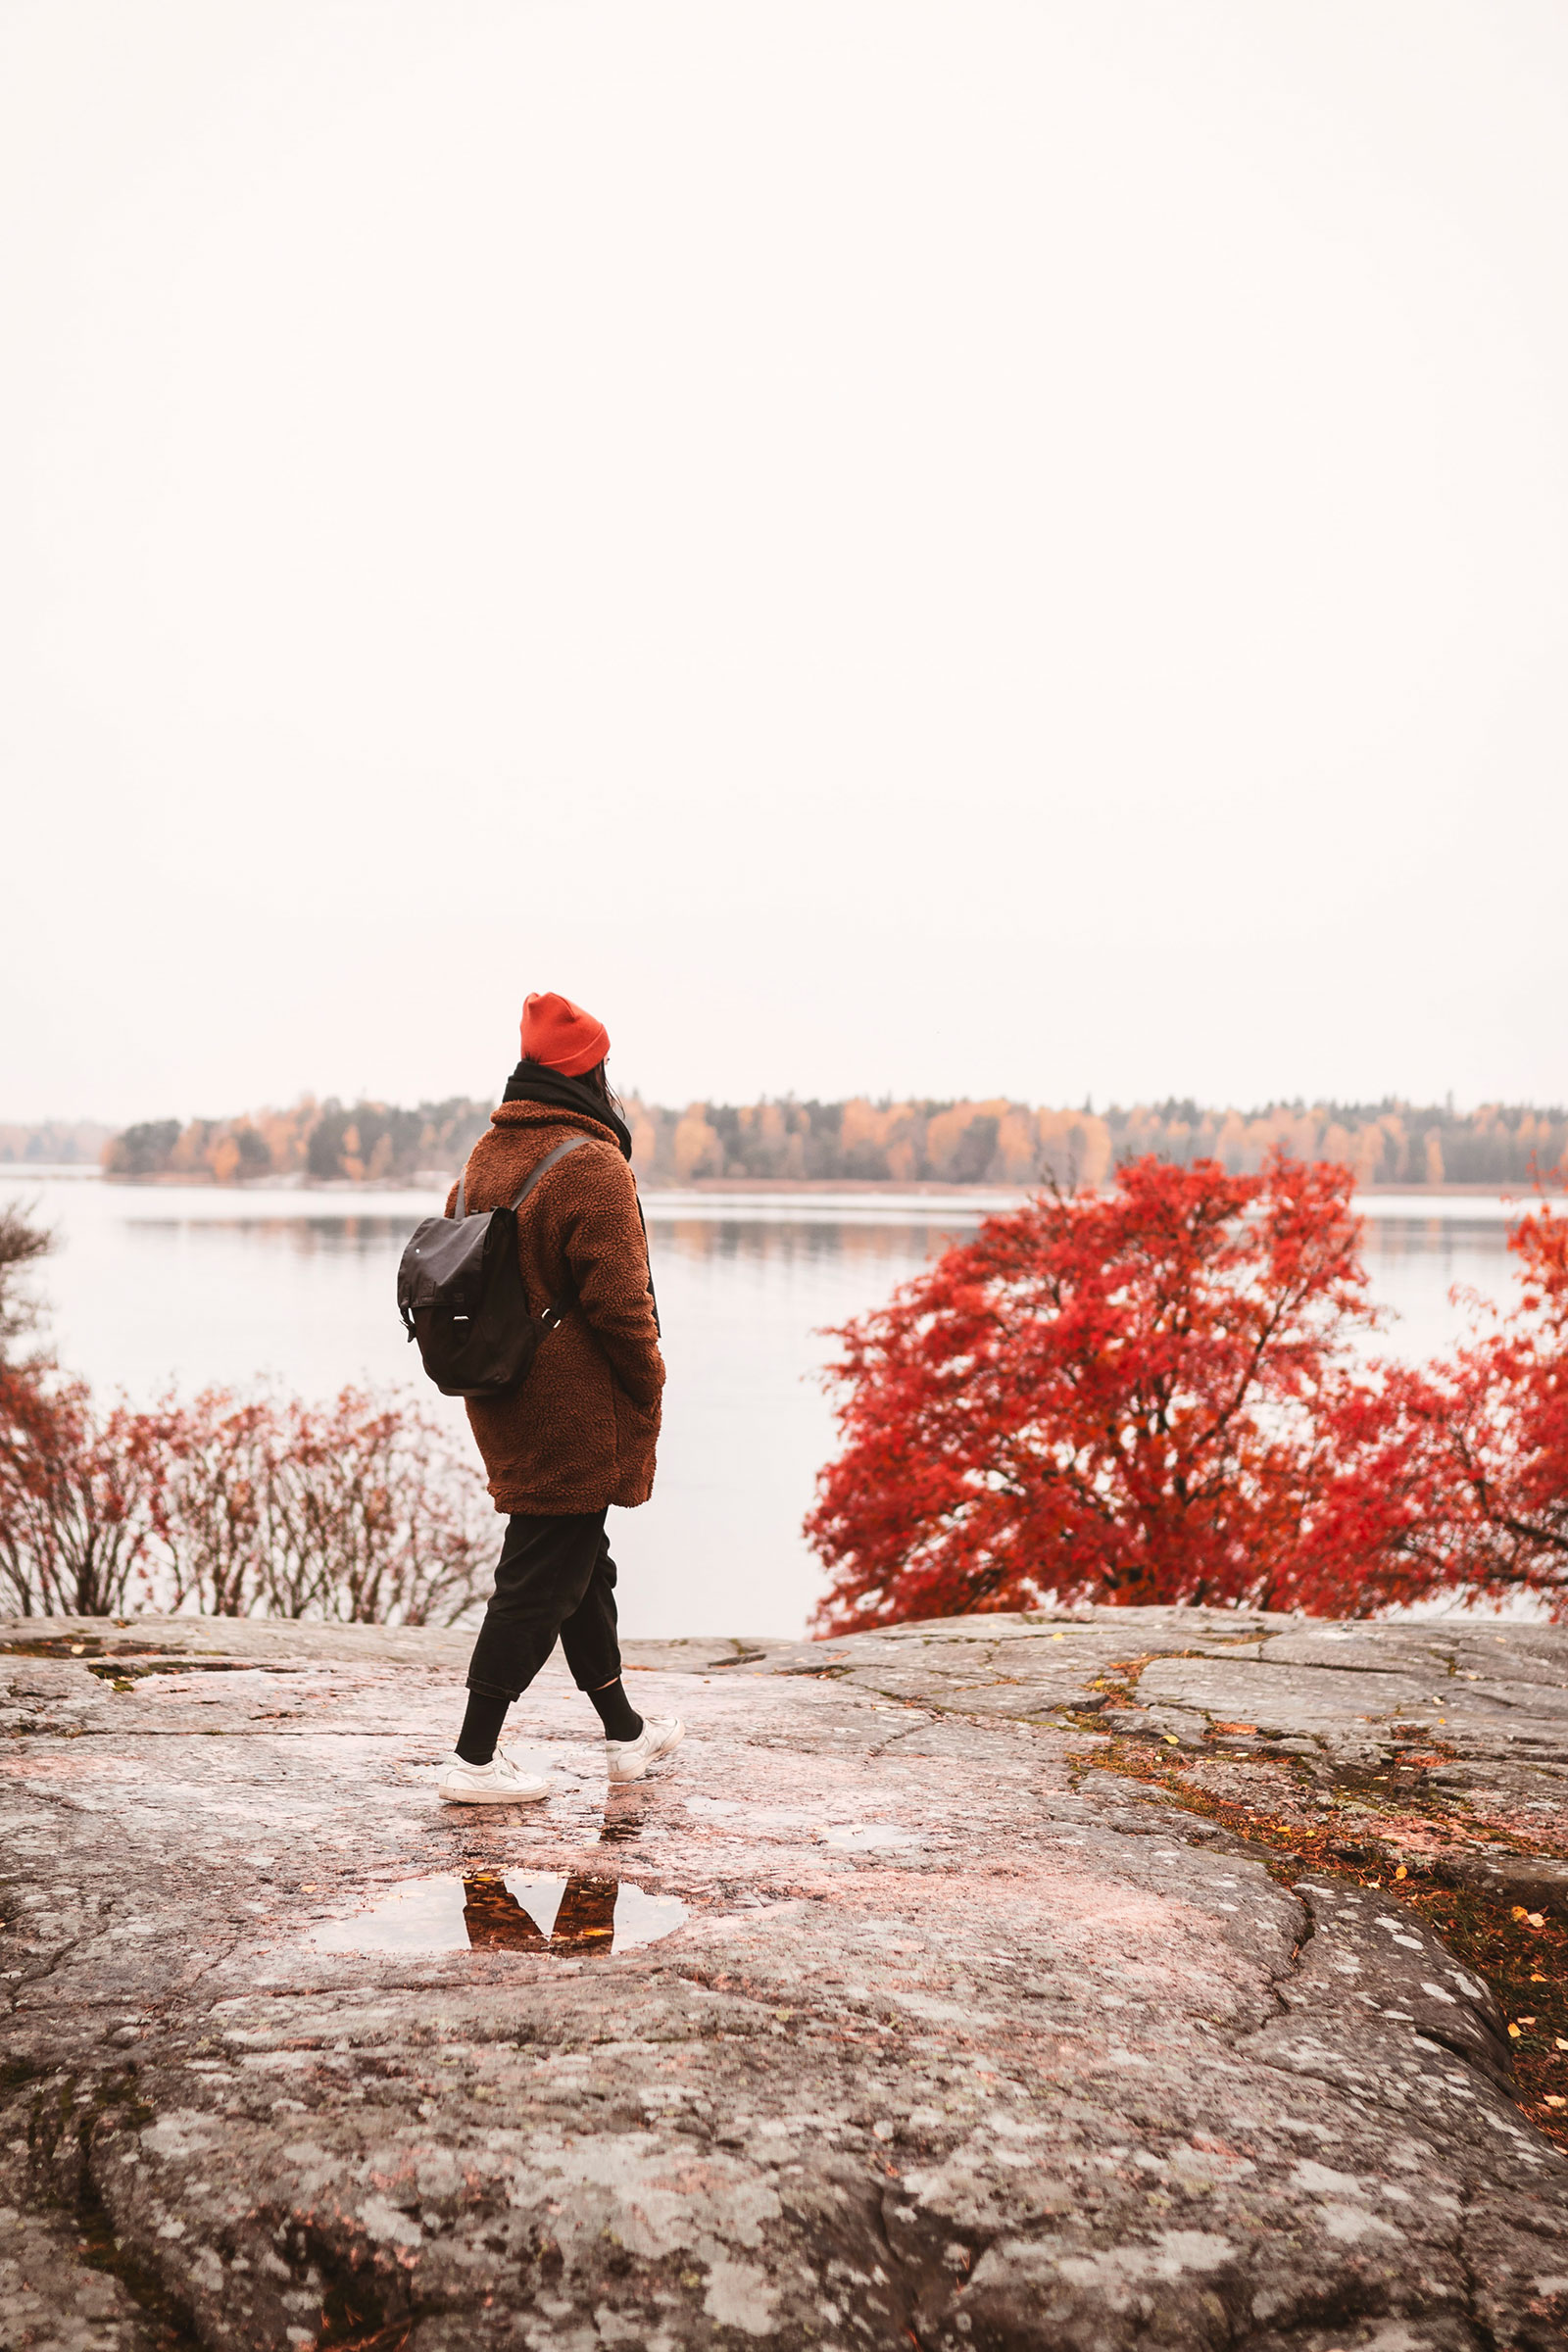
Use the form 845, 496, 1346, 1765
501, 1063, 634, 1161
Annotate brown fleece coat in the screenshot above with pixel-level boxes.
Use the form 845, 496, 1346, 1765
445, 1102, 663, 1515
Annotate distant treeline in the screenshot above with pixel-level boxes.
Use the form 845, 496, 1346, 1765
104, 1101, 490, 1186
98, 1096, 1568, 1189
0, 1119, 113, 1166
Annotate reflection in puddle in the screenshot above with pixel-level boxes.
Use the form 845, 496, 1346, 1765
312, 1872, 687, 1956
597, 1788, 650, 1844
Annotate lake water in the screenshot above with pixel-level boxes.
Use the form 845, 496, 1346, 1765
0, 1171, 1531, 1639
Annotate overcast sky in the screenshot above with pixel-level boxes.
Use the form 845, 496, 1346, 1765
4, 1, 1566, 1127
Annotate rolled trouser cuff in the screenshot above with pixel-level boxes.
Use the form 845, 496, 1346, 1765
465, 1673, 520, 1702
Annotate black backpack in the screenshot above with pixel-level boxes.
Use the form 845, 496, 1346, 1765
396, 1136, 589, 1398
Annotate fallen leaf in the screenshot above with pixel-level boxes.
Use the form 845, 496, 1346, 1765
1508, 2024, 1522, 2038
1546, 2096, 1567, 2110
1161, 1736, 1180, 1746
1214, 1722, 1256, 1736
1395, 1866, 1407, 1881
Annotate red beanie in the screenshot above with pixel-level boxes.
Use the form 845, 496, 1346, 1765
520, 991, 610, 1078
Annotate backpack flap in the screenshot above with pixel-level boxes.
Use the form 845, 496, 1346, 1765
397, 1212, 496, 1332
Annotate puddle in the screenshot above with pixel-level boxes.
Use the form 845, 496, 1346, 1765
311, 1872, 688, 1956
685, 1794, 819, 1834
818, 1824, 924, 1853
682, 1796, 924, 1854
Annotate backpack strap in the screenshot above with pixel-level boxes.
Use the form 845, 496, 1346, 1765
510, 1133, 590, 1208
514, 1135, 591, 1324
453, 1132, 590, 1220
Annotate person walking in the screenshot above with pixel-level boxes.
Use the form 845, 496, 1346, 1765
436, 991, 683, 1804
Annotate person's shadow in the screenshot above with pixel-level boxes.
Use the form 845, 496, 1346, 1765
462, 1872, 618, 1952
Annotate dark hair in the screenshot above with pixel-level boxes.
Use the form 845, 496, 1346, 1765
524, 1054, 624, 1120
581, 1058, 625, 1120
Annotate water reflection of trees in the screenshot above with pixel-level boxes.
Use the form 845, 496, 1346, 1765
122, 1216, 423, 1259
122, 1205, 1519, 1290
161, 1212, 966, 1272
1359, 1218, 1510, 1269
647, 1218, 960, 1275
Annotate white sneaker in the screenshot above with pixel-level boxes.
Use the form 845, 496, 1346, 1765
606, 1715, 686, 1785
436, 1749, 553, 1805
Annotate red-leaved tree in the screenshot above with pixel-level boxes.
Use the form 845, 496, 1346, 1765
1299, 1193, 1568, 1617
807, 1152, 1384, 1630
1455, 1195, 1568, 1594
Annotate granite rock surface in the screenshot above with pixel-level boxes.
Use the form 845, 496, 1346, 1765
3, 1606, 1568, 2351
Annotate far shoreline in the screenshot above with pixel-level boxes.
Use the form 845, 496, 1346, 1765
6, 1164, 1547, 1203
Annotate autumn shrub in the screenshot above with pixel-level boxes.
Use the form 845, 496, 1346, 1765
0, 1375, 494, 1625
1455, 1196, 1568, 1592
807, 1153, 1568, 1630
1300, 1197, 1568, 1617
0, 1201, 171, 1616
0, 1369, 172, 1617
156, 1385, 495, 1622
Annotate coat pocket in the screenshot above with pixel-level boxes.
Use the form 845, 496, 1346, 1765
612, 1386, 661, 1473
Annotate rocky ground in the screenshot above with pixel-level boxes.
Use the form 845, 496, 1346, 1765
4, 1605, 1568, 2351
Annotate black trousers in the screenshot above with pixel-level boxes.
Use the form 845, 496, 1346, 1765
465, 1509, 623, 1702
